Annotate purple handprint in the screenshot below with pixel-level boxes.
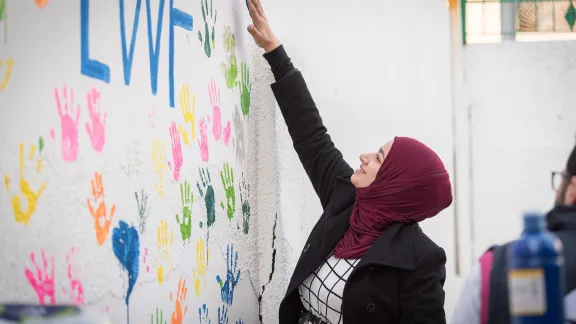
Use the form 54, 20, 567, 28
55, 85, 80, 162
85, 88, 107, 152
215, 244, 240, 306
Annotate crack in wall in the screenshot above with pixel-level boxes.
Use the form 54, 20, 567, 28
258, 212, 279, 324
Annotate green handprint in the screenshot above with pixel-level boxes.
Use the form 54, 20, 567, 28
197, 168, 216, 228
239, 173, 251, 234
239, 62, 251, 116
176, 180, 193, 242
198, 0, 217, 58
219, 25, 238, 89
0, 0, 5, 22
151, 307, 166, 324
220, 163, 235, 220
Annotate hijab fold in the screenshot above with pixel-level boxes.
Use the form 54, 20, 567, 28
333, 137, 453, 259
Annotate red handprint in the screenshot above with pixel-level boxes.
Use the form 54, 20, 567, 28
24, 249, 56, 305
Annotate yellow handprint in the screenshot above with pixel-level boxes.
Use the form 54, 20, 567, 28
0, 58, 14, 91
191, 237, 210, 296
150, 139, 168, 198
154, 219, 174, 285
178, 84, 196, 145
4, 143, 46, 226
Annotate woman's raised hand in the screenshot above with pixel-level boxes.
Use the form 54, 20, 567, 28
246, 0, 280, 53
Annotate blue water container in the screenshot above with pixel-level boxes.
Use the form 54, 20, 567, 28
507, 212, 565, 324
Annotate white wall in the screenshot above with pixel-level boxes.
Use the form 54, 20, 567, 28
464, 41, 576, 259
254, 0, 460, 322
0, 0, 263, 322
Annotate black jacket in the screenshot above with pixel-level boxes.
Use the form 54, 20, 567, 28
265, 46, 448, 324
486, 205, 576, 324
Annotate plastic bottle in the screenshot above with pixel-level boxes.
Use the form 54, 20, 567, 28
507, 212, 565, 324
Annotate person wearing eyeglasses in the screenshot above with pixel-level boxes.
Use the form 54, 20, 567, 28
451, 142, 576, 324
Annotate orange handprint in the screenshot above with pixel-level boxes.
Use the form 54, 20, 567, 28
170, 276, 188, 324
86, 172, 116, 245
34, 0, 49, 8
4, 143, 46, 226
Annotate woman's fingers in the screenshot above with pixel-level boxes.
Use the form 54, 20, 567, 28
253, 0, 265, 17
247, 24, 264, 40
247, 0, 260, 20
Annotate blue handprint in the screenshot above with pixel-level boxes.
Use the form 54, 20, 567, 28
218, 305, 228, 324
215, 244, 241, 306
198, 304, 211, 324
236, 320, 244, 324
112, 220, 140, 306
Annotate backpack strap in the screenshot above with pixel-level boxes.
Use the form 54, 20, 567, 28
478, 247, 496, 324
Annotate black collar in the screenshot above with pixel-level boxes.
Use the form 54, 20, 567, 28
547, 205, 576, 231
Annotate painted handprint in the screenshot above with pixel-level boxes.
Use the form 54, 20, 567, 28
4, 143, 46, 226
154, 220, 174, 284
239, 173, 251, 234
86, 172, 116, 245
112, 221, 140, 306
170, 277, 188, 324
85, 88, 107, 152
239, 63, 251, 116
0, 58, 14, 91
196, 168, 215, 228
151, 307, 167, 324
197, 117, 209, 162
168, 122, 183, 181
198, 304, 211, 324
175, 180, 193, 242
236, 320, 244, 324
218, 305, 228, 324
216, 244, 241, 306
151, 139, 168, 197
219, 25, 238, 89
24, 249, 55, 305
209, 79, 222, 141
178, 84, 196, 144
232, 106, 245, 165
192, 237, 209, 296
219, 163, 235, 220
55, 85, 81, 162
34, 0, 49, 8
63, 247, 84, 305
223, 121, 231, 146
198, 0, 217, 58
135, 190, 150, 235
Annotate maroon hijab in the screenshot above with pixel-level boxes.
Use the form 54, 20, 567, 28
333, 137, 453, 259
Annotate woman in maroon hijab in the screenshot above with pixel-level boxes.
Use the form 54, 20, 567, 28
246, 1, 453, 323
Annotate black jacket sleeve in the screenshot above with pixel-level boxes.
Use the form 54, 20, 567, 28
398, 248, 447, 324
264, 45, 353, 209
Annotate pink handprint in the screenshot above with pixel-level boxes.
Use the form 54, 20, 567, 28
24, 249, 56, 305
63, 247, 85, 305
197, 117, 209, 162
55, 85, 80, 162
223, 121, 231, 146
209, 79, 222, 141
168, 122, 183, 181
85, 88, 107, 152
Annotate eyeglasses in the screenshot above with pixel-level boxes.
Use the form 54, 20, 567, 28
551, 171, 568, 191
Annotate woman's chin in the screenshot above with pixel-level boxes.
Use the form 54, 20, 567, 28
351, 173, 361, 188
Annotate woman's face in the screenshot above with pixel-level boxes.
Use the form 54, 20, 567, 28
351, 139, 394, 188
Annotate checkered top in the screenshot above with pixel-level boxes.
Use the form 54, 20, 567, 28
298, 254, 360, 324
